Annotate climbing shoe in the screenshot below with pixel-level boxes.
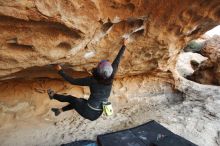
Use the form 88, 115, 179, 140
51, 108, 61, 116
47, 89, 55, 99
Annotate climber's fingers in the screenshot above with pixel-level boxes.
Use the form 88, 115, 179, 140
121, 38, 129, 46
124, 38, 129, 46
49, 64, 62, 71
54, 64, 62, 71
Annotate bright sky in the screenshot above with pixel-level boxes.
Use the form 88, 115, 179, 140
204, 25, 220, 37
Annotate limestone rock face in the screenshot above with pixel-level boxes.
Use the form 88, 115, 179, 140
0, 0, 220, 79
0, 1, 220, 146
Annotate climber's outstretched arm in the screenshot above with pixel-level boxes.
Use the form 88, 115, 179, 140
53, 64, 92, 86
58, 70, 93, 86
111, 39, 128, 77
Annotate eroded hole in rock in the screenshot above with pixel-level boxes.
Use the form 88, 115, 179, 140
126, 3, 135, 12
64, 29, 83, 39
121, 18, 145, 39
101, 22, 113, 32
50, 42, 73, 59
1, 15, 83, 40
187, 27, 201, 36
127, 18, 144, 28
6, 43, 34, 51
56, 42, 72, 50
6, 38, 35, 51
190, 60, 200, 70
6, 38, 17, 44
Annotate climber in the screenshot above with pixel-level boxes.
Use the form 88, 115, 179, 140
47, 39, 128, 121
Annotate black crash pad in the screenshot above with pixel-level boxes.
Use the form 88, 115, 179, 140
97, 120, 197, 146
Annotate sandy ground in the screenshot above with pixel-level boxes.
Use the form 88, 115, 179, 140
0, 75, 219, 146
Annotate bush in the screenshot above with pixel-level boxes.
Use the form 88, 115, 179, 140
184, 40, 205, 53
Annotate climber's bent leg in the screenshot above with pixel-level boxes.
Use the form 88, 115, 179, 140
51, 104, 75, 116
53, 93, 77, 104
51, 94, 102, 120
62, 104, 75, 112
